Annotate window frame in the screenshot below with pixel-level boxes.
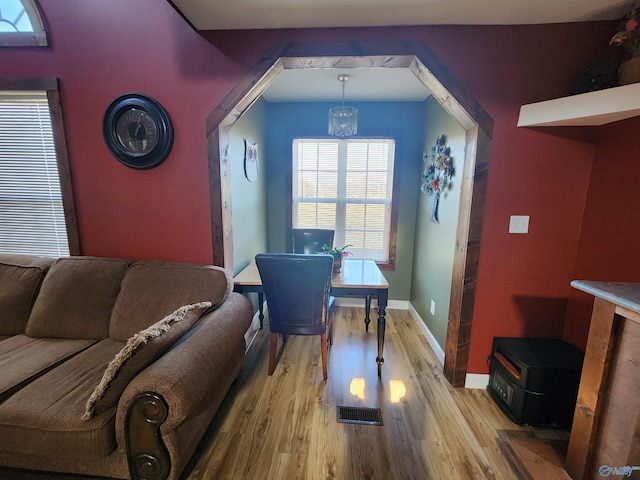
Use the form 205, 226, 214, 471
289, 137, 398, 270
0, 0, 48, 47
0, 76, 81, 256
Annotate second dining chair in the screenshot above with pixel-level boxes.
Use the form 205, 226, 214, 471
255, 253, 335, 380
290, 228, 335, 255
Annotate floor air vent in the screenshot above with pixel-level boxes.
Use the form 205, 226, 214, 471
336, 405, 383, 426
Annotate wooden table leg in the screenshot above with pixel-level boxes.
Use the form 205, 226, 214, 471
365, 294, 372, 331
376, 290, 388, 377
258, 292, 264, 329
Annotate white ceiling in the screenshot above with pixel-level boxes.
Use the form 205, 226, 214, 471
171, 0, 627, 31
169, 0, 628, 103
262, 67, 432, 102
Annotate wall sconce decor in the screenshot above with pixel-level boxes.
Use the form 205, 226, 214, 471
420, 134, 454, 223
243, 139, 259, 182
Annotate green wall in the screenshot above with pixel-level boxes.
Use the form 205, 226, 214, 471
263, 101, 425, 300
410, 97, 466, 348
229, 97, 269, 275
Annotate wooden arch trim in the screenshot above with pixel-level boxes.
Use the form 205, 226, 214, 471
205, 40, 493, 387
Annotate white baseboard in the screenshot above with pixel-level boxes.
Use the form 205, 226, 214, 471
407, 303, 488, 388
407, 303, 445, 366
244, 302, 265, 352
334, 297, 408, 310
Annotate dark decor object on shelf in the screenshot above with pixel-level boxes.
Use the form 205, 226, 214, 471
571, 56, 621, 95
609, 1, 640, 85
619, 55, 640, 84
103, 93, 174, 169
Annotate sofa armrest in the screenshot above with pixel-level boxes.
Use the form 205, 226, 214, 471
124, 391, 171, 480
115, 292, 253, 480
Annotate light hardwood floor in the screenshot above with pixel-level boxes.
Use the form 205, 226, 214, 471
184, 306, 569, 480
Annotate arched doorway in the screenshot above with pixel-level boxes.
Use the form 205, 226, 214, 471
205, 41, 492, 387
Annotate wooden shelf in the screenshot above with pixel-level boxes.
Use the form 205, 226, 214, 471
517, 83, 640, 127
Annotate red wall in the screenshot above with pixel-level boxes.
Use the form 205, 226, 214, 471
2, 1, 627, 374
206, 23, 614, 373
1, 0, 246, 263
563, 115, 640, 349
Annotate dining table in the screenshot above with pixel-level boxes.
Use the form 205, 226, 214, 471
233, 258, 390, 376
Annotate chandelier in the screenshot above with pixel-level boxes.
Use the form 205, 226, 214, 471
328, 74, 358, 137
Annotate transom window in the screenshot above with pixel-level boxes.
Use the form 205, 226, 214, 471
292, 138, 396, 263
0, 0, 47, 46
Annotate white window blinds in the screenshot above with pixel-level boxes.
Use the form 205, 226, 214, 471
292, 138, 395, 262
0, 91, 70, 256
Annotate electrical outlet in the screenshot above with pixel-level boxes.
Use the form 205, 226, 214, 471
430, 300, 436, 316
509, 215, 529, 234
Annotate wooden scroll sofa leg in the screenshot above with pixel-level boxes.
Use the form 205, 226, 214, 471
125, 392, 171, 480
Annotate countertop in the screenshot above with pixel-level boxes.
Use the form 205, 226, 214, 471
571, 280, 640, 314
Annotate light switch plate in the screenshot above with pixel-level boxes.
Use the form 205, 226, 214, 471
430, 300, 436, 316
509, 215, 529, 234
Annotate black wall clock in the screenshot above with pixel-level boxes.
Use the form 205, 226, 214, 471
102, 93, 173, 169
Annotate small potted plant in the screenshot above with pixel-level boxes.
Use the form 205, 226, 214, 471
320, 243, 352, 273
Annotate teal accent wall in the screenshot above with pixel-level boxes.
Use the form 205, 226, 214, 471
264, 101, 425, 300
229, 97, 269, 275
410, 97, 466, 348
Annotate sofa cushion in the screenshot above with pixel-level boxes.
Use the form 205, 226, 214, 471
0, 339, 125, 459
83, 301, 211, 419
25, 256, 130, 340
0, 335, 95, 402
109, 260, 232, 341
0, 254, 53, 336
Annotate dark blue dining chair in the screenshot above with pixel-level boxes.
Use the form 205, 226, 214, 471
255, 253, 335, 380
291, 228, 335, 255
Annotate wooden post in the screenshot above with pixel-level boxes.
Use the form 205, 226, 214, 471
565, 298, 617, 479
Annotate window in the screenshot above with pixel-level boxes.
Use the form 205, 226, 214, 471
292, 138, 396, 264
0, 81, 78, 256
0, 0, 48, 46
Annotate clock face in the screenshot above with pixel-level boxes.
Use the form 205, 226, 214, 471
115, 108, 159, 156
103, 93, 173, 169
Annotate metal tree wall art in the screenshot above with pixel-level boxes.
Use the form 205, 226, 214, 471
420, 135, 455, 223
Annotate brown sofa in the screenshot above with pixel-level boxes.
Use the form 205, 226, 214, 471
0, 254, 254, 480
